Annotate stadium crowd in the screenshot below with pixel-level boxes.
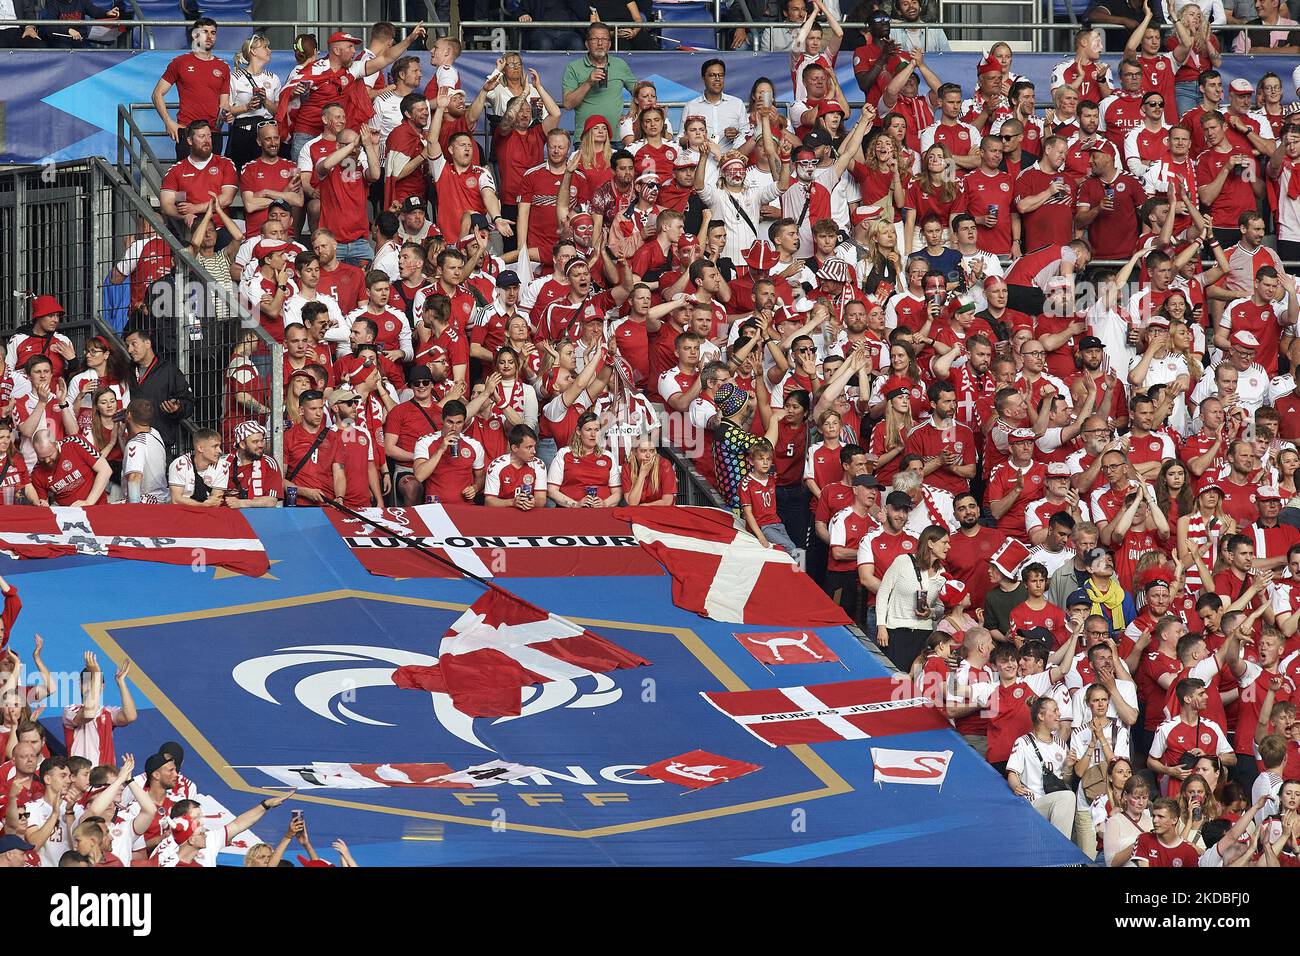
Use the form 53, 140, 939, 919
5, 0, 1300, 866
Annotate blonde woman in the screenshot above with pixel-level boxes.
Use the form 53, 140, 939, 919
622, 434, 677, 505
862, 218, 902, 299
1176, 477, 1234, 594
577, 115, 615, 193
867, 379, 914, 488
853, 132, 908, 228
226, 32, 283, 168
547, 411, 621, 508
485, 53, 540, 120
620, 81, 674, 146
1129, 319, 1200, 433
1170, 2, 1222, 115
284, 369, 316, 428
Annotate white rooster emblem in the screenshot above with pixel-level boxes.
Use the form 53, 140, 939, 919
232, 643, 622, 752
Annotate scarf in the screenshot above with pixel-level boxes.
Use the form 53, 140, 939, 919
1086, 576, 1126, 629
1285, 156, 1300, 201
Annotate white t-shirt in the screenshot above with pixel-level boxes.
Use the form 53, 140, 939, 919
1006, 732, 1070, 800
24, 798, 70, 867
122, 429, 170, 504
167, 453, 232, 498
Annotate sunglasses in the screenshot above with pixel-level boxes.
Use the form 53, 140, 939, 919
796, 347, 817, 354
1146, 100, 1164, 108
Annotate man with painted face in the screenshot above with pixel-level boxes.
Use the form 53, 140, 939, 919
696, 139, 784, 266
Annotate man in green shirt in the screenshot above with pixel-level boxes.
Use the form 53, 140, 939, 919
562, 23, 638, 137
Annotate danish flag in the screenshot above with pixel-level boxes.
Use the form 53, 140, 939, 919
615, 506, 851, 625
702, 678, 947, 747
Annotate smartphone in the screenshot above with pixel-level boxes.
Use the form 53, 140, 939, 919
291, 809, 304, 825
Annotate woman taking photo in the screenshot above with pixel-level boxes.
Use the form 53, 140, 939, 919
622, 434, 677, 505
547, 411, 622, 508
1104, 775, 1153, 865
1128, 319, 1200, 434
226, 32, 283, 169
875, 523, 950, 670
484, 53, 541, 122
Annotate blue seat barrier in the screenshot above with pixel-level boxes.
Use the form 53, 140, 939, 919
134, 0, 252, 49
0, 50, 1290, 166
657, 1, 719, 51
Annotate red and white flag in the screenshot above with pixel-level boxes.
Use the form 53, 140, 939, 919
702, 678, 947, 747
734, 630, 839, 666
0, 504, 268, 577
614, 506, 850, 626
637, 750, 761, 789
870, 748, 954, 788
327, 504, 663, 579
391, 588, 650, 717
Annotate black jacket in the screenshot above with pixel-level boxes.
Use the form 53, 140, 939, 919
129, 358, 194, 451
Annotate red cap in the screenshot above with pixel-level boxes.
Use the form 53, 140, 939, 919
297, 855, 333, 867
850, 204, 882, 226
424, 345, 448, 364
882, 375, 913, 399
30, 295, 63, 320
742, 241, 780, 273
977, 54, 1003, 77
254, 239, 289, 260
939, 579, 968, 607
1195, 475, 1224, 497
1139, 567, 1174, 591
583, 115, 613, 138
817, 100, 846, 117
327, 31, 363, 44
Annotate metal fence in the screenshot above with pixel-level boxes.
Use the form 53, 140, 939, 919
9, 13, 1295, 53
0, 159, 284, 462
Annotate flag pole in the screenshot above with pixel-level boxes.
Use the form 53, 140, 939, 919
324, 500, 569, 622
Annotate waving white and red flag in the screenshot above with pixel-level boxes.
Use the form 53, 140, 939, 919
614, 506, 850, 626
637, 750, 761, 789
0, 505, 268, 577
391, 588, 650, 717
702, 678, 947, 747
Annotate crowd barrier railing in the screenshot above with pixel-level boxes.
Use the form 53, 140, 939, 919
0, 159, 284, 462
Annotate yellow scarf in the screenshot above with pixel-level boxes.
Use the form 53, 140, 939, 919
1086, 577, 1126, 629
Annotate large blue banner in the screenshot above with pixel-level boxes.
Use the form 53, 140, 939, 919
0, 49, 1286, 165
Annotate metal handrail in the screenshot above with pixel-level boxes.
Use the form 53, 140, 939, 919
117, 104, 167, 200
7, 16, 1298, 31
87, 157, 285, 461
